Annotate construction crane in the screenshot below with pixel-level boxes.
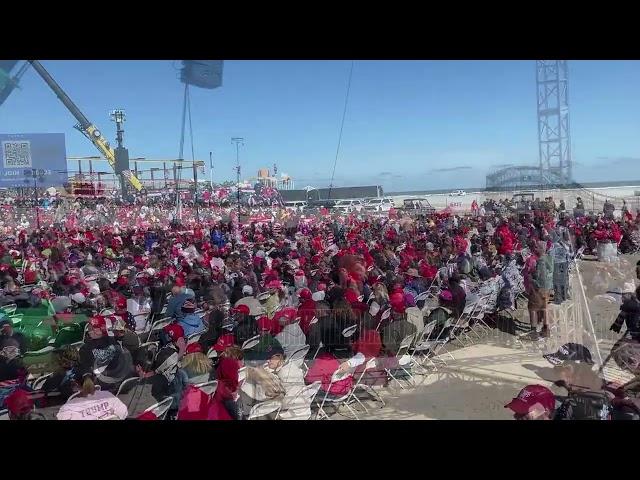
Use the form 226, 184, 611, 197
27, 60, 144, 197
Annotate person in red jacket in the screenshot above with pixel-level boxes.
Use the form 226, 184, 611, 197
305, 344, 354, 398
297, 288, 316, 335
208, 345, 244, 420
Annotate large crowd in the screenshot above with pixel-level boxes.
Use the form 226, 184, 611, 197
1, 192, 640, 420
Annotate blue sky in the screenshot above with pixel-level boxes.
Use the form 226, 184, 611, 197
1, 60, 639, 191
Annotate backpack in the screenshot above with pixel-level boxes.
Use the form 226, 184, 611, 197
555, 391, 612, 420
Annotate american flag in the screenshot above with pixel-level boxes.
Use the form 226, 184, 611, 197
326, 232, 335, 248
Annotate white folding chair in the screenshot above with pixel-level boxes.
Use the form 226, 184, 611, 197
146, 317, 173, 342
194, 380, 218, 398
376, 308, 392, 331
116, 377, 141, 396
187, 330, 205, 345
140, 396, 173, 420
410, 320, 441, 372
248, 399, 282, 420
206, 347, 218, 359
31, 373, 53, 391
345, 357, 386, 414
237, 367, 248, 390
139, 341, 159, 351
314, 369, 358, 420
133, 312, 151, 333
242, 335, 261, 351
284, 344, 310, 377
0, 303, 17, 315
342, 324, 358, 338
277, 381, 322, 420
385, 333, 417, 389
311, 342, 323, 361
427, 317, 457, 364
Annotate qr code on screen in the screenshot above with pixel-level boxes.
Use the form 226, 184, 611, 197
2, 141, 32, 168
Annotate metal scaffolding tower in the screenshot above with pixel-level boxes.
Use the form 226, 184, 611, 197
536, 60, 572, 185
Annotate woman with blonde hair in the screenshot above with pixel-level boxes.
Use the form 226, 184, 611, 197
373, 282, 390, 307
181, 342, 214, 384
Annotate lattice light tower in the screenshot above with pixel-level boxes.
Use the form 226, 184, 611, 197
536, 60, 572, 186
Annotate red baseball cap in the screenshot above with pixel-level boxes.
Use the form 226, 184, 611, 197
298, 288, 312, 300
89, 315, 108, 334
163, 323, 185, 342
186, 342, 203, 354
257, 316, 271, 332
504, 385, 555, 416
5, 389, 33, 416
233, 304, 250, 316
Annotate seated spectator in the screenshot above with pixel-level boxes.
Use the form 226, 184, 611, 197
425, 290, 456, 340
118, 345, 172, 419
156, 323, 188, 414
181, 342, 215, 384
305, 344, 358, 398
447, 274, 467, 319
0, 316, 28, 355
504, 385, 556, 420
78, 315, 134, 393
42, 345, 81, 401
241, 348, 287, 407
5, 389, 45, 421
112, 317, 141, 357
274, 307, 307, 360
209, 345, 244, 420
296, 288, 316, 335
166, 282, 192, 321
56, 372, 129, 420
177, 300, 205, 338
234, 308, 257, 348
243, 316, 284, 365
213, 317, 239, 355
382, 296, 417, 356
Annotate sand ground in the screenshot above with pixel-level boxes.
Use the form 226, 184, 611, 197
333, 254, 640, 420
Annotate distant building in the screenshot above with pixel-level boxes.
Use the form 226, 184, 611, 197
249, 168, 295, 190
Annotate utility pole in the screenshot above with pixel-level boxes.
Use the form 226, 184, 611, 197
110, 109, 130, 201
231, 137, 244, 220
209, 151, 214, 190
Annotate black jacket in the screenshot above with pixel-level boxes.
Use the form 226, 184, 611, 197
78, 337, 134, 392
117, 374, 171, 418
612, 297, 640, 341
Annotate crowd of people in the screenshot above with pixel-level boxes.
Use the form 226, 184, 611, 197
1, 190, 640, 420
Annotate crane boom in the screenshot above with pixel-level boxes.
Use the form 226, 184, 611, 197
27, 60, 144, 192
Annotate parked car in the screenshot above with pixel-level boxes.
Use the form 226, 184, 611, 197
364, 197, 394, 212
401, 198, 436, 214
449, 190, 466, 197
284, 201, 307, 211
333, 199, 364, 213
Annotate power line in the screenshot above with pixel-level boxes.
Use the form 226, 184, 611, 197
327, 60, 354, 200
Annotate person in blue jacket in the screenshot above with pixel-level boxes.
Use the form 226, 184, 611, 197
211, 228, 226, 249
177, 300, 204, 338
